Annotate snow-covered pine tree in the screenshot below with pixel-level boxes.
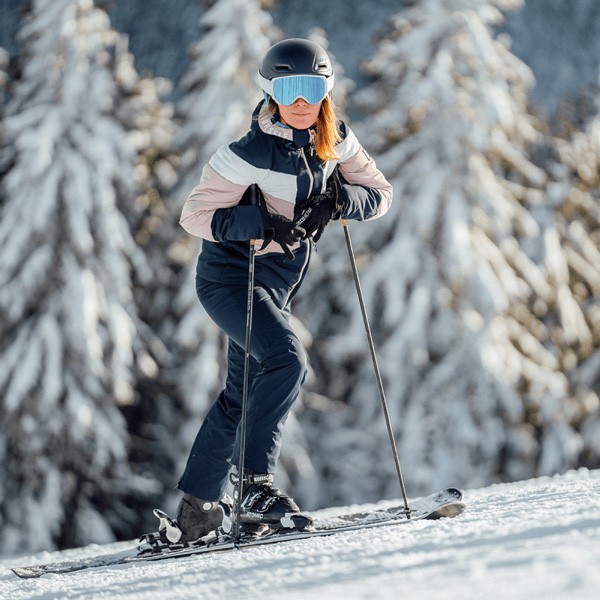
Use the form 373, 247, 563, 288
299, 0, 554, 506
472, 75, 600, 482
0, 45, 7, 109
531, 77, 600, 475
175, 0, 278, 196
105, 27, 185, 522
0, 0, 154, 553
0, 45, 9, 189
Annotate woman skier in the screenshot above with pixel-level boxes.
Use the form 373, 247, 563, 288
173, 38, 393, 542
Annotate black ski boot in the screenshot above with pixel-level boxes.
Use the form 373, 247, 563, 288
175, 493, 224, 543
234, 472, 313, 531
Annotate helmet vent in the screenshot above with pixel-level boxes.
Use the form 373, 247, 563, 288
274, 63, 293, 72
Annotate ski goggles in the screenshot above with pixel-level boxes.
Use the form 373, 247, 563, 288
259, 74, 334, 106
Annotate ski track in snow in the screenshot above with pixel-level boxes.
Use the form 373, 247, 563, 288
1, 469, 599, 600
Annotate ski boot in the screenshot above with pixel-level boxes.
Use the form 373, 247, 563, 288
174, 493, 225, 543
139, 493, 227, 551
232, 471, 314, 532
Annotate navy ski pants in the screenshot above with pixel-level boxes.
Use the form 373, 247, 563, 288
178, 277, 308, 501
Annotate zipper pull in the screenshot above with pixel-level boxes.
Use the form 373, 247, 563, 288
309, 128, 316, 156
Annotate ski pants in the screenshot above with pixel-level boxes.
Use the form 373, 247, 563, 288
178, 277, 308, 501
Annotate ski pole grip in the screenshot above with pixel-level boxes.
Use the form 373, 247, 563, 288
240, 183, 263, 207
247, 184, 271, 248
249, 186, 257, 245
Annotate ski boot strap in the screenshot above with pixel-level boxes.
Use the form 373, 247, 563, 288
245, 473, 273, 485
230, 471, 274, 486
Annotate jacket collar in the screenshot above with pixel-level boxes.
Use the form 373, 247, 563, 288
254, 100, 313, 148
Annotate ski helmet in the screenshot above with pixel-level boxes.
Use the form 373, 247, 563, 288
258, 39, 335, 106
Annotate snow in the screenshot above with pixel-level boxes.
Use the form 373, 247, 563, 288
1, 469, 599, 600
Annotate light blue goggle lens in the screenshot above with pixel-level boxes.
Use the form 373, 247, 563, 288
272, 76, 328, 106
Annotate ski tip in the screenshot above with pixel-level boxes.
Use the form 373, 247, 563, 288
12, 566, 45, 579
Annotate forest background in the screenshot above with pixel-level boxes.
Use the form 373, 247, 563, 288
0, 0, 599, 556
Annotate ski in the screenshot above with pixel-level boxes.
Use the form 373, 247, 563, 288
12, 487, 465, 579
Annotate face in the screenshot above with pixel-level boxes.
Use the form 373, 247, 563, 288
277, 98, 322, 130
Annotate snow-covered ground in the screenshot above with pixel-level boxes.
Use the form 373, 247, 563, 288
1, 469, 599, 600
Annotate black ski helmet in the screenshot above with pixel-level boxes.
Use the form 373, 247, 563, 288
259, 38, 333, 80
258, 38, 334, 102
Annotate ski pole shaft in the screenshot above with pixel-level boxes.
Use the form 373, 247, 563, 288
235, 237, 256, 543
341, 218, 411, 517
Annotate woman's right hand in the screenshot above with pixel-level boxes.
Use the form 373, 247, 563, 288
261, 213, 305, 259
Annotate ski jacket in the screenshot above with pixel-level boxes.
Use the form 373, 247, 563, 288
180, 101, 393, 304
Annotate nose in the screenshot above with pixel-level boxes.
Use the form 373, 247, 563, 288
293, 98, 308, 106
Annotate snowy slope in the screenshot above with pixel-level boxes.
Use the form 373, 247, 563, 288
1, 469, 598, 600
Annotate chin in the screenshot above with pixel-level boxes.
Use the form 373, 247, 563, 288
294, 120, 316, 129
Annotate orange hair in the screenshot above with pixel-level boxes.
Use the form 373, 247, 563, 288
314, 96, 342, 161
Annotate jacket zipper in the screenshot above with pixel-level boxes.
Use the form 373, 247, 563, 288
283, 240, 312, 307
300, 148, 314, 198
283, 144, 315, 305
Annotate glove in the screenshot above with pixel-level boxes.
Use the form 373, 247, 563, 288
295, 170, 342, 242
295, 193, 335, 242
261, 212, 306, 259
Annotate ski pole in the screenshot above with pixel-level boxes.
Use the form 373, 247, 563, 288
341, 218, 411, 517
235, 188, 259, 543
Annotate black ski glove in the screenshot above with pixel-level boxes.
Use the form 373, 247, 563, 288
260, 210, 306, 259
296, 170, 343, 242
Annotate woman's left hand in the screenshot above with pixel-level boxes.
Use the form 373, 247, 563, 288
296, 171, 342, 242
